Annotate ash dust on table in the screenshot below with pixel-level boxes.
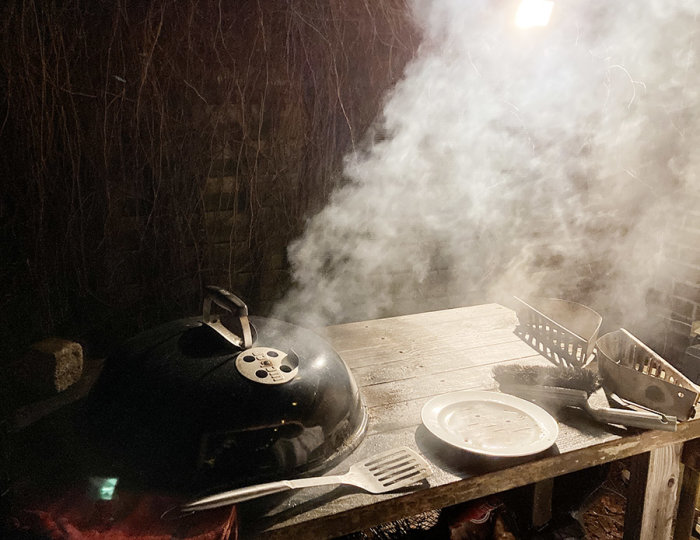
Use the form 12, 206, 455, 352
343, 461, 629, 539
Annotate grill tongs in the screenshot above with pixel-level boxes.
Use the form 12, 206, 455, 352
493, 364, 677, 432
598, 329, 700, 421
501, 381, 676, 431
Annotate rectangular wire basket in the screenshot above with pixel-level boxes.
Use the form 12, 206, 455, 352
513, 296, 602, 369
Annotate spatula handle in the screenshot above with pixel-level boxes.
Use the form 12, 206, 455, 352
181, 475, 344, 511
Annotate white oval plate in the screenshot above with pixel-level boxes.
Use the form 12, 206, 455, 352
421, 390, 558, 457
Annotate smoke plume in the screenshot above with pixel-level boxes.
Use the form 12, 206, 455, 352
274, 0, 700, 331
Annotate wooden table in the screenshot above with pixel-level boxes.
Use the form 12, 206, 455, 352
241, 304, 700, 539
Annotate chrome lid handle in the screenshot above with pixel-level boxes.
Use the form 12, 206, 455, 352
203, 286, 253, 350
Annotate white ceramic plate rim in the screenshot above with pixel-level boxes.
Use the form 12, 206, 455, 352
420, 390, 559, 457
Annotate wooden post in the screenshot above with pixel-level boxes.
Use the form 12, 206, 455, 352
674, 466, 699, 540
625, 444, 682, 540
625, 452, 650, 540
531, 478, 554, 529
674, 439, 700, 540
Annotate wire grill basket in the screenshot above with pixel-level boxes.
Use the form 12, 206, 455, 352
513, 297, 602, 369
597, 328, 699, 420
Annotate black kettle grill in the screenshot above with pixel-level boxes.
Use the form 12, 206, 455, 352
84, 287, 368, 492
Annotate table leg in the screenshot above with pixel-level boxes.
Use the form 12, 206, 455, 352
624, 443, 682, 540
674, 466, 699, 540
531, 478, 554, 529
624, 452, 649, 539
674, 439, 700, 540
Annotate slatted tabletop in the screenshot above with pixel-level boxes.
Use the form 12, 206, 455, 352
242, 304, 700, 539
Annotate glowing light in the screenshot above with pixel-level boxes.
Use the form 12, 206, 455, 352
88, 477, 119, 501
515, 0, 554, 28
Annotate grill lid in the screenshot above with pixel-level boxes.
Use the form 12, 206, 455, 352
83, 288, 367, 492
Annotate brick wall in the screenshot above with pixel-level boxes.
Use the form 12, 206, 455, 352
661, 191, 700, 362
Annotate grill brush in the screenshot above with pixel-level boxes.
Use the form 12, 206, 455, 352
492, 364, 676, 431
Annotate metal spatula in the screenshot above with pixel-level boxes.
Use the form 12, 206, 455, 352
181, 446, 431, 512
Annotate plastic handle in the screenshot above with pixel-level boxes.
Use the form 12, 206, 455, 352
182, 476, 343, 511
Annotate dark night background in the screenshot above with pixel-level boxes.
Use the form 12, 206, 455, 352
0, 0, 418, 361
2, 0, 699, 369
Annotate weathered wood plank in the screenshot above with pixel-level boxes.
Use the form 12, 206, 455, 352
674, 464, 700, 540
351, 339, 540, 387
360, 355, 624, 446
675, 439, 700, 540
640, 444, 682, 540
365, 398, 620, 451
359, 357, 520, 408
321, 304, 520, 370
682, 438, 700, 471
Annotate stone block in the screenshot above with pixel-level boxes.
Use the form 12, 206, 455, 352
668, 318, 692, 338
204, 211, 250, 243
670, 262, 700, 286
676, 227, 700, 249
674, 282, 700, 305
670, 296, 695, 321
258, 270, 290, 301
263, 247, 288, 270
4, 339, 84, 409
679, 247, 700, 268
25, 338, 83, 393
